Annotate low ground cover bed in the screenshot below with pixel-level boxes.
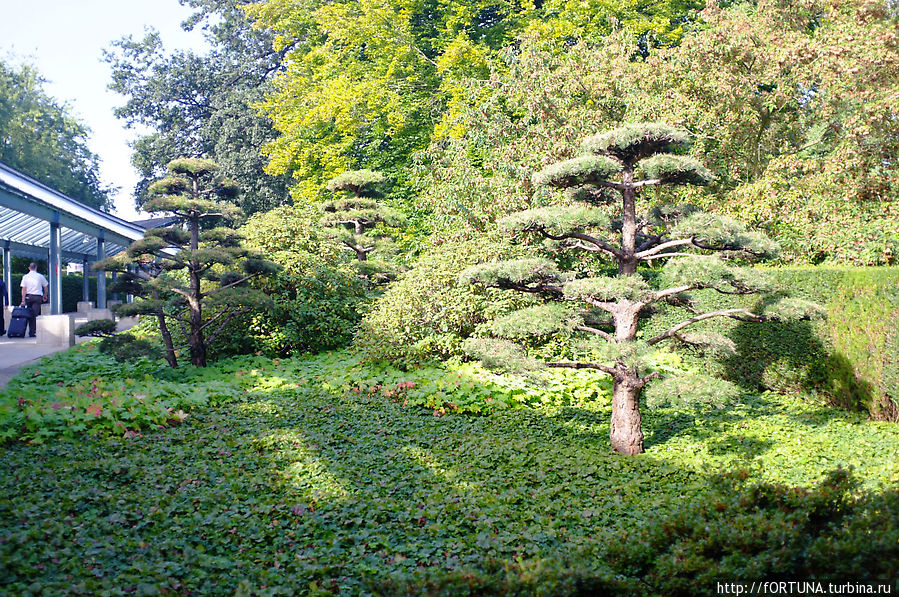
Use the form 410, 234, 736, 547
1, 351, 896, 594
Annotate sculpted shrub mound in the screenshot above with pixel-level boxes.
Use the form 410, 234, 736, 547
462, 123, 822, 455
356, 234, 535, 366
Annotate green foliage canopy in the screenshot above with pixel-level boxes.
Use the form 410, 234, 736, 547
0, 60, 111, 209
104, 0, 292, 214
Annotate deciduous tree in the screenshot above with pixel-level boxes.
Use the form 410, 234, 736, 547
244, 0, 704, 205
104, 0, 292, 214
0, 60, 112, 210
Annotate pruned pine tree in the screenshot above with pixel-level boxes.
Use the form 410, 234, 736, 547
321, 170, 406, 282
461, 123, 823, 455
96, 158, 280, 368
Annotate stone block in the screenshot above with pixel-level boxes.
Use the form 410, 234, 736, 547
36, 314, 75, 347
117, 316, 139, 332
76, 301, 95, 313
87, 308, 114, 321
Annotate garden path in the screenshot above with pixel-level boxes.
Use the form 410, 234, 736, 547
0, 314, 106, 389
0, 337, 70, 389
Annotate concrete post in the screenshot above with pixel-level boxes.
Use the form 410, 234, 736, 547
96, 236, 106, 309
124, 266, 133, 303
49, 220, 62, 315
82, 257, 90, 302
3, 242, 11, 306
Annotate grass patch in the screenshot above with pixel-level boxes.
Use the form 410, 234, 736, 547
0, 351, 896, 594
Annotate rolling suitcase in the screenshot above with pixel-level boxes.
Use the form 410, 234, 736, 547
7, 306, 31, 338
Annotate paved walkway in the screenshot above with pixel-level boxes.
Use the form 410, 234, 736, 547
0, 314, 138, 389
0, 336, 73, 389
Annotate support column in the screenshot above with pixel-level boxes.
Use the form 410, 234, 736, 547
49, 220, 62, 315
124, 266, 133, 303
96, 236, 106, 309
3, 242, 11, 306
82, 258, 90, 302
111, 271, 119, 301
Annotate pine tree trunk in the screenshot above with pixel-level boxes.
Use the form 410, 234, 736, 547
155, 308, 178, 368
619, 168, 638, 276
188, 297, 205, 367
188, 214, 206, 367
610, 306, 644, 455
610, 371, 644, 455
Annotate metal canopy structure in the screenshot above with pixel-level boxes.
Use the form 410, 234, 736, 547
0, 161, 148, 314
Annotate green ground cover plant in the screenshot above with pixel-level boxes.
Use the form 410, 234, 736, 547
0, 345, 243, 443
0, 350, 896, 594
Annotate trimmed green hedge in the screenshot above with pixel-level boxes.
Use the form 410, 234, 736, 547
9, 273, 113, 314
644, 267, 899, 421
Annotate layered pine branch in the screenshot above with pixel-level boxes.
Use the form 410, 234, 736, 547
320, 170, 406, 283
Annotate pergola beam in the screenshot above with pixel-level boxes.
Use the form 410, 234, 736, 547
0, 161, 150, 313
0, 239, 93, 263
0, 167, 145, 247
0, 188, 138, 248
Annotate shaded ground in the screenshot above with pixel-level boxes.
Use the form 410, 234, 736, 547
1, 356, 896, 594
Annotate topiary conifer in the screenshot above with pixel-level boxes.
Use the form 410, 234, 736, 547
462, 123, 822, 455
321, 170, 405, 282
95, 158, 280, 367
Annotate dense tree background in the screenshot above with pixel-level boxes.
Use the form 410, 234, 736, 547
412, 0, 899, 264
104, 0, 293, 215
0, 59, 112, 210
106, 0, 898, 263
243, 0, 705, 206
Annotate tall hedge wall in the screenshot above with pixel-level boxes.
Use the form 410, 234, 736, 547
644, 267, 899, 421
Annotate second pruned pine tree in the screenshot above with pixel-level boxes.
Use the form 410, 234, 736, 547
320, 170, 406, 283
96, 158, 280, 368
462, 123, 823, 455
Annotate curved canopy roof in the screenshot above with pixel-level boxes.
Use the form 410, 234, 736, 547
0, 161, 147, 262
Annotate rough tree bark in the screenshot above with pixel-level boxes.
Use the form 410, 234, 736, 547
610, 368, 645, 455
188, 214, 207, 367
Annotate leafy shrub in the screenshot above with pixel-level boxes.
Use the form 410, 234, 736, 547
355, 233, 535, 366
229, 250, 367, 357
221, 206, 368, 359
606, 469, 898, 593
97, 333, 161, 363
74, 319, 117, 337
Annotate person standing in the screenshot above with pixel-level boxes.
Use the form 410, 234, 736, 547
20, 262, 49, 338
0, 278, 7, 335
